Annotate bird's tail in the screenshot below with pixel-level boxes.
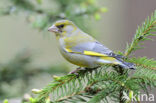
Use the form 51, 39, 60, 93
117, 59, 136, 70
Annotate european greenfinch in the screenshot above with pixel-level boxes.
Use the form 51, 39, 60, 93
48, 20, 135, 70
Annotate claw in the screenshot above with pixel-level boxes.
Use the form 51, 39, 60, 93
69, 67, 81, 74
69, 66, 100, 77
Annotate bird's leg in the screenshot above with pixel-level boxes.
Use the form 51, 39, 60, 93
69, 66, 101, 76
69, 67, 82, 75
69, 67, 88, 77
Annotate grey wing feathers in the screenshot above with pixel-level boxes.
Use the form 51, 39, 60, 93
71, 42, 96, 53
70, 41, 113, 55
92, 42, 113, 55
92, 42, 125, 59
71, 41, 124, 59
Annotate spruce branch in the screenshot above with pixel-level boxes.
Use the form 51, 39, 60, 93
34, 66, 132, 103
64, 70, 133, 102
128, 57, 156, 70
125, 10, 156, 57
36, 74, 76, 102
130, 66, 156, 82
123, 66, 156, 102
58, 93, 93, 103
55, 69, 130, 103
87, 83, 117, 103
35, 66, 112, 102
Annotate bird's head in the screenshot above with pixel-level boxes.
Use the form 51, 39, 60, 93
48, 20, 77, 37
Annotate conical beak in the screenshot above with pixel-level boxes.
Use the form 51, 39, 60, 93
48, 25, 59, 33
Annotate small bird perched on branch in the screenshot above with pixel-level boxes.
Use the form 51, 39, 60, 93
48, 20, 135, 73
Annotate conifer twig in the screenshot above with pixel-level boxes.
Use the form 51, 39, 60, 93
125, 10, 156, 57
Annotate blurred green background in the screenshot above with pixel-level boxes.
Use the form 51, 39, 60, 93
0, 0, 156, 102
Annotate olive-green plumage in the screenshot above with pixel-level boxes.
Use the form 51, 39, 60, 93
48, 20, 135, 69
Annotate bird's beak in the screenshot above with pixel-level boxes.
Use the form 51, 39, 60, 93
48, 25, 59, 33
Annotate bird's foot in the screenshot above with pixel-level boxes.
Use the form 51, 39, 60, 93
69, 67, 81, 75
69, 67, 87, 76
69, 66, 101, 77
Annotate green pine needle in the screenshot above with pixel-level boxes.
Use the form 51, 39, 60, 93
125, 10, 156, 57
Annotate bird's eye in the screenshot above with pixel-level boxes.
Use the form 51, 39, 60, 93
57, 24, 64, 28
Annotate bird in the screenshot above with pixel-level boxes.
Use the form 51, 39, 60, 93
48, 20, 135, 72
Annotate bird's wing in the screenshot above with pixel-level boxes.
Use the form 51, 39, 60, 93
64, 41, 120, 58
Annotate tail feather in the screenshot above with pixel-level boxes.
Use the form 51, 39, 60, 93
109, 53, 135, 69
117, 59, 136, 70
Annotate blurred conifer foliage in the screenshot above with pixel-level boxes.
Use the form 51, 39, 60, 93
0, 0, 107, 31
0, 50, 70, 99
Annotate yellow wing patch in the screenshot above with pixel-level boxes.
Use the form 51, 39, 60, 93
83, 51, 118, 62
65, 48, 73, 52
65, 49, 113, 59
83, 51, 107, 56
100, 56, 116, 61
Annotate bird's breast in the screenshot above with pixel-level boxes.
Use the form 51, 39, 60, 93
57, 42, 98, 68
60, 49, 99, 68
